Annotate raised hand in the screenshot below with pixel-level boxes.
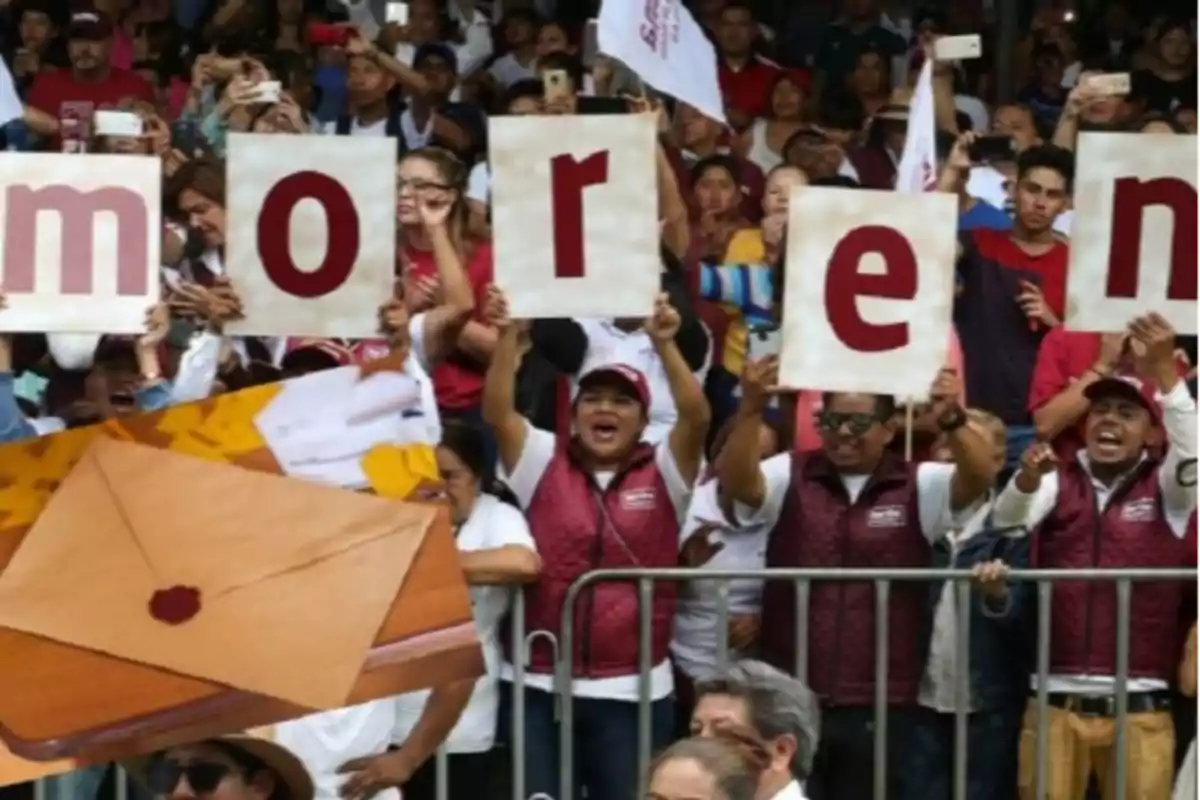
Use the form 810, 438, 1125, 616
483, 284, 512, 330
138, 303, 171, 350
928, 366, 963, 418
1015, 441, 1058, 491
643, 293, 681, 342
739, 355, 779, 413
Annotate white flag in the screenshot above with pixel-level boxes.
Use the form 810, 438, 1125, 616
0, 55, 22, 129
597, 0, 726, 124
894, 58, 937, 194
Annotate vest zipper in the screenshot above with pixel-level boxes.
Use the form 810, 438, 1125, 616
1082, 490, 1103, 673
827, 495, 856, 704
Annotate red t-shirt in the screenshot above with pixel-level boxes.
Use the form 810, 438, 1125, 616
718, 57, 783, 121
403, 239, 493, 410
971, 229, 1069, 326
27, 68, 155, 151
1027, 326, 1189, 457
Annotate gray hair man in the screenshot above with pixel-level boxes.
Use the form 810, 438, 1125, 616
690, 659, 819, 800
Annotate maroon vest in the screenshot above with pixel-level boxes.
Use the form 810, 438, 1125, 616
1033, 457, 1195, 681
760, 451, 930, 707
511, 440, 680, 678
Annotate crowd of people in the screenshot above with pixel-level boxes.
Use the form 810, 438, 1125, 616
0, 0, 1197, 797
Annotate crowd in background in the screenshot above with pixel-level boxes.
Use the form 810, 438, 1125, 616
0, 0, 1197, 797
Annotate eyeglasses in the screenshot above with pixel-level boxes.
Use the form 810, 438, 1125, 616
817, 410, 879, 437
147, 759, 234, 794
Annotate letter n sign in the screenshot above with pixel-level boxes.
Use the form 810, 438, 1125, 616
779, 187, 958, 400
0, 153, 160, 334
489, 115, 660, 319
1066, 133, 1198, 335
224, 134, 396, 338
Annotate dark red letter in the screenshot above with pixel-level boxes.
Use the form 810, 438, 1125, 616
1105, 176, 1197, 302
824, 225, 918, 352
549, 151, 609, 279
3, 185, 149, 295
258, 171, 359, 298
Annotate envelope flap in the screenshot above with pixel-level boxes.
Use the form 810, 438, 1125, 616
0, 439, 436, 709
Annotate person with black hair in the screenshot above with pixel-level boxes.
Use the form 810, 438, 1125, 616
719, 358, 998, 800
485, 8, 539, 89
713, 1, 781, 130
971, 144, 1074, 331
535, 50, 625, 115
322, 28, 429, 142
1134, 18, 1197, 113
936, 130, 1014, 232
131, 734, 314, 799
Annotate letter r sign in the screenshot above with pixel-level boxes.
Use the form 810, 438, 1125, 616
0, 153, 160, 334
224, 134, 395, 338
1065, 133, 1197, 335
778, 187, 958, 399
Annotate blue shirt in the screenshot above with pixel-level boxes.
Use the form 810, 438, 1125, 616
959, 200, 1012, 232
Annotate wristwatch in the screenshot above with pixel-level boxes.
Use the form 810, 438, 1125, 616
936, 405, 967, 432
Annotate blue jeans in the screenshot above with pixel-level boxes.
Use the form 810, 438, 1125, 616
905, 705, 1023, 800
499, 683, 674, 800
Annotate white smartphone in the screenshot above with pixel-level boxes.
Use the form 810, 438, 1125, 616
93, 110, 143, 137
934, 34, 983, 62
746, 324, 782, 362
1085, 72, 1131, 95
243, 80, 282, 104
385, 2, 408, 25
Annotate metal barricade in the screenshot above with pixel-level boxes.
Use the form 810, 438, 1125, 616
33, 568, 1196, 800
555, 567, 1197, 800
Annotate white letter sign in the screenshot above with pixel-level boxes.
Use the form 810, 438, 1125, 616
225, 133, 396, 338
0, 153, 160, 334
1065, 133, 1197, 334
779, 187, 957, 399
489, 115, 660, 319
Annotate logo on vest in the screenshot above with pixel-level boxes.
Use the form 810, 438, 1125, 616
866, 504, 907, 528
620, 488, 657, 511
1119, 498, 1156, 523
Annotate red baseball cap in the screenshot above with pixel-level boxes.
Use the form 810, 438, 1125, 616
577, 363, 651, 409
1084, 374, 1162, 425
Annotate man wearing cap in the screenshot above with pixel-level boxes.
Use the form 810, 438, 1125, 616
405, 43, 482, 160
26, 7, 152, 151
482, 287, 710, 800
991, 312, 1197, 800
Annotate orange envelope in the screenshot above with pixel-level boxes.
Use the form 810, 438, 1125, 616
0, 359, 481, 769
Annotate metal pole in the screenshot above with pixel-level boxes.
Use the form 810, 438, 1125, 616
794, 579, 810, 683
510, 591, 527, 800
1034, 582, 1053, 800
715, 581, 731, 671
952, 580, 971, 800
1113, 579, 1132, 800
636, 578, 654, 799
873, 579, 890, 800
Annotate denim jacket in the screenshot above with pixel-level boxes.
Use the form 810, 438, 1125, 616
920, 525, 1033, 712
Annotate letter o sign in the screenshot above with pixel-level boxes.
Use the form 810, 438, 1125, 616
257, 171, 360, 298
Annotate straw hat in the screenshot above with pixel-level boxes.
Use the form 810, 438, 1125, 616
123, 732, 315, 800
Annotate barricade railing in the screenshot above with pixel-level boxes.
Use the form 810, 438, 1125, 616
34, 567, 1197, 800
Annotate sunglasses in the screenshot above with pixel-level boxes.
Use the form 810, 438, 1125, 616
147, 759, 233, 794
818, 410, 879, 437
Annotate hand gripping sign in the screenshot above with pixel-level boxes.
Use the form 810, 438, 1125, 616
489, 114, 661, 319
224, 133, 396, 338
779, 186, 958, 400
0, 153, 160, 334
1065, 132, 1197, 335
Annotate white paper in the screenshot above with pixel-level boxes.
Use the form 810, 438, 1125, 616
489, 115, 660, 319
225, 134, 396, 338
1065, 133, 1197, 335
779, 187, 958, 399
0, 153, 160, 333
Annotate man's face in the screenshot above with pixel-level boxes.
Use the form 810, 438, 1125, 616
178, 188, 226, 249
68, 36, 110, 71
818, 393, 893, 472
715, 8, 755, 56
785, 134, 843, 180
992, 105, 1038, 150
1085, 395, 1152, 466
347, 55, 391, 102
1013, 166, 1068, 233
418, 56, 456, 97
18, 10, 53, 48
690, 693, 751, 737
676, 103, 720, 147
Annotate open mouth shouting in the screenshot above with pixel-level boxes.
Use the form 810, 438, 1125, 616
1093, 427, 1124, 457
590, 419, 620, 445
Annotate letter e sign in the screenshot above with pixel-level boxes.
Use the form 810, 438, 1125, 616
0, 153, 160, 334
489, 115, 660, 319
1065, 133, 1197, 335
778, 187, 958, 399
224, 134, 396, 338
